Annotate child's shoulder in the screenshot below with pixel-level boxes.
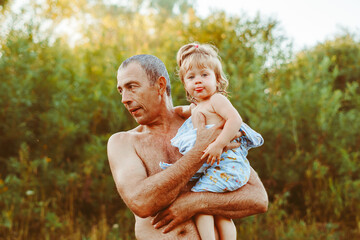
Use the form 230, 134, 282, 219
209, 93, 235, 111
210, 93, 230, 103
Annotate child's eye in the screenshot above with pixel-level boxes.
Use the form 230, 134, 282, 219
202, 73, 208, 77
188, 76, 194, 79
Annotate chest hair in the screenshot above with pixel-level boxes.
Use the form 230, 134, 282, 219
134, 133, 182, 176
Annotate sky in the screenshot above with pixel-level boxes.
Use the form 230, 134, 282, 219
196, 0, 360, 51
3, 0, 359, 52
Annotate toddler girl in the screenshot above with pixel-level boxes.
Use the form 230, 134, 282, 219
160, 42, 263, 239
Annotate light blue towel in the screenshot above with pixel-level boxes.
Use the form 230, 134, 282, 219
160, 117, 264, 192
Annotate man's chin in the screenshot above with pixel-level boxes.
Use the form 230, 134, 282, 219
133, 114, 156, 125
134, 117, 146, 125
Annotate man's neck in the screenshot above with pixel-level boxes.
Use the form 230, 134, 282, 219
136, 95, 184, 134
144, 108, 178, 133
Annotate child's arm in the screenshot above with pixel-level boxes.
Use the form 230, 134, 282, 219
174, 103, 195, 119
202, 94, 243, 165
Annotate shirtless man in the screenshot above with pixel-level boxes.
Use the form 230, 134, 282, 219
107, 54, 268, 239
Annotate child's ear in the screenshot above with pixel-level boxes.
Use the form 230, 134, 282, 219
156, 76, 167, 95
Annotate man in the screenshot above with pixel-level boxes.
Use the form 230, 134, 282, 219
107, 54, 268, 239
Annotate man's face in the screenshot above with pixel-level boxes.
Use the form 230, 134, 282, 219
117, 63, 160, 125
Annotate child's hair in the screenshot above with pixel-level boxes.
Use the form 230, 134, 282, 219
177, 42, 229, 102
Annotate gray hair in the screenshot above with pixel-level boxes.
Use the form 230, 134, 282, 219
118, 54, 171, 96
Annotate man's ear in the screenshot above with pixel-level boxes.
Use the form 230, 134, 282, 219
156, 76, 167, 95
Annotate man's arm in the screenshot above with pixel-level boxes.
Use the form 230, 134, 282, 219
107, 114, 223, 218
152, 167, 268, 233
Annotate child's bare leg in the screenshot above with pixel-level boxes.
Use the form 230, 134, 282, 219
195, 214, 216, 240
214, 216, 236, 240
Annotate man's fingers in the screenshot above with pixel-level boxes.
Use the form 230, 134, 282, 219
152, 211, 167, 225
154, 215, 173, 229
233, 131, 242, 140
162, 219, 178, 234
223, 142, 241, 152
194, 112, 206, 130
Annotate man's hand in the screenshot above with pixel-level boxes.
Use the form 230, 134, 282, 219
193, 113, 224, 151
151, 192, 197, 233
223, 131, 243, 152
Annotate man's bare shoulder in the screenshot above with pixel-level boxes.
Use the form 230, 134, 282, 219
106, 126, 150, 180
107, 126, 147, 159
108, 126, 143, 143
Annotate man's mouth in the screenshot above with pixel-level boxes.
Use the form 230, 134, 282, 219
129, 107, 141, 114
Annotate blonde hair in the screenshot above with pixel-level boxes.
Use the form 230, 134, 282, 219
177, 42, 229, 102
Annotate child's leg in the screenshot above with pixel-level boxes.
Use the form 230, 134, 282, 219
214, 216, 237, 240
195, 214, 216, 240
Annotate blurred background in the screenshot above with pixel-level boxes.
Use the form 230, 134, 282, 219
0, 0, 359, 239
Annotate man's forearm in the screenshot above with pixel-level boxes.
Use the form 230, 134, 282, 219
130, 116, 224, 217
197, 169, 268, 218
116, 115, 224, 218
150, 168, 268, 232
196, 181, 267, 218
131, 147, 207, 217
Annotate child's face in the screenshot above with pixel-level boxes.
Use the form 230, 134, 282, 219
183, 66, 217, 101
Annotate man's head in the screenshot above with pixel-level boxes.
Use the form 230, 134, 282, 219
117, 55, 172, 125
118, 55, 171, 96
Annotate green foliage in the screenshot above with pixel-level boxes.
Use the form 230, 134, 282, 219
0, 0, 359, 239
258, 42, 360, 227
0, 22, 132, 240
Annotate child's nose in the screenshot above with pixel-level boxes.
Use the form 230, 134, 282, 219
195, 76, 202, 84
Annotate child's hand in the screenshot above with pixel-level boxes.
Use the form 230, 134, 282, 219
174, 105, 193, 119
201, 142, 223, 165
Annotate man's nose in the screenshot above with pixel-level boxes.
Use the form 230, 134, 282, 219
121, 90, 132, 105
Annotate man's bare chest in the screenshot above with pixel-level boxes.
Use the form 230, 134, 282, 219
133, 134, 183, 176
